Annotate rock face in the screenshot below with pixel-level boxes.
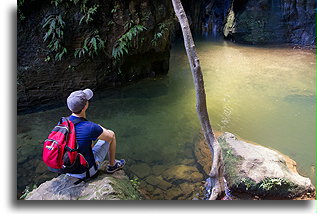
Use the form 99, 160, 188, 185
195, 132, 315, 199
17, 0, 176, 113
223, 0, 316, 46
25, 170, 141, 200
182, 0, 315, 46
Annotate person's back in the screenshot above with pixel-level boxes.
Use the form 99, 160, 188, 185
65, 89, 125, 179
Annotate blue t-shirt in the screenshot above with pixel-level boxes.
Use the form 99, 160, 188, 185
69, 115, 103, 173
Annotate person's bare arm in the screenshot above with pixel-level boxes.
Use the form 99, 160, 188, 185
97, 125, 115, 143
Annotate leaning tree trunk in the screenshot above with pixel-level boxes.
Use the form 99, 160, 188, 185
171, 0, 225, 200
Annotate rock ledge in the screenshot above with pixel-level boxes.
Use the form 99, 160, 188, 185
25, 170, 141, 200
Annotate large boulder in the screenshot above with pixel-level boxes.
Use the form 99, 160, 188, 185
25, 170, 141, 200
195, 132, 315, 199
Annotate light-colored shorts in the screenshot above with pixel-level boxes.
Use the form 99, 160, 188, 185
66, 140, 110, 179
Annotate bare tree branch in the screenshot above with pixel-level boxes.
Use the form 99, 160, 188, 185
171, 0, 225, 200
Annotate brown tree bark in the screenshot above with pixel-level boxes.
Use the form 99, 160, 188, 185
171, 0, 225, 200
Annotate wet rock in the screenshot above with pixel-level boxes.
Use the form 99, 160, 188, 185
130, 163, 152, 178
152, 165, 169, 176
25, 170, 141, 200
162, 165, 203, 183
196, 132, 316, 199
145, 175, 172, 190
152, 188, 165, 200
179, 182, 195, 197
180, 159, 195, 166
165, 186, 183, 200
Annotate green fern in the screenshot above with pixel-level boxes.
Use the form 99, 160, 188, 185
152, 23, 169, 46
112, 25, 147, 59
79, 4, 99, 25
74, 30, 105, 58
42, 14, 67, 61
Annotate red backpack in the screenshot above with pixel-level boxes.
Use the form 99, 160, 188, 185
42, 117, 89, 174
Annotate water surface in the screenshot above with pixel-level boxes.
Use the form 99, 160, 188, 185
17, 39, 316, 199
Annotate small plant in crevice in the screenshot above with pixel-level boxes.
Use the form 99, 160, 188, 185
259, 177, 295, 191
129, 177, 141, 190
74, 30, 105, 58
42, 14, 67, 61
112, 24, 147, 60
19, 184, 37, 200
239, 177, 256, 191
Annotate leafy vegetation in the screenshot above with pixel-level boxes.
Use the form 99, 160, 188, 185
40, 0, 107, 61
112, 24, 147, 60
42, 14, 67, 61
74, 30, 105, 58
239, 177, 256, 191
111, 5, 120, 14
259, 177, 296, 191
19, 184, 37, 200
151, 23, 169, 46
129, 177, 141, 190
18, 0, 26, 20
79, 3, 99, 25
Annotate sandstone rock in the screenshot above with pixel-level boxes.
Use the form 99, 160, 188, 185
130, 163, 152, 178
162, 165, 203, 183
198, 132, 316, 199
25, 171, 141, 200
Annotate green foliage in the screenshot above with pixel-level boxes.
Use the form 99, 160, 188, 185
111, 5, 120, 14
239, 178, 256, 191
151, 23, 168, 46
74, 30, 105, 58
112, 24, 147, 60
79, 3, 99, 25
107, 20, 114, 26
51, 0, 63, 7
42, 14, 68, 61
18, 0, 26, 20
19, 184, 37, 200
129, 177, 140, 190
259, 177, 295, 191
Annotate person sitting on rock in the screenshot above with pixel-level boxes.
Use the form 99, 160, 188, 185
66, 88, 125, 179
